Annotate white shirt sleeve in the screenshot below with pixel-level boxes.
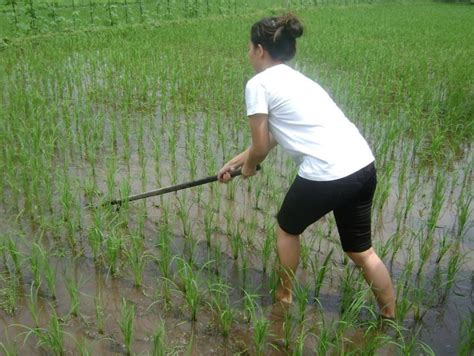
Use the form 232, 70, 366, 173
245, 79, 268, 116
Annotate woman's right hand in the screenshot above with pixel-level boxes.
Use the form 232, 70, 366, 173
217, 164, 235, 183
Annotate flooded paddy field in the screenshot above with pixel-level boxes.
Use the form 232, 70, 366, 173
1, 2, 473, 355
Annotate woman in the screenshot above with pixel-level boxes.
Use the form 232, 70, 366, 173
218, 14, 395, 319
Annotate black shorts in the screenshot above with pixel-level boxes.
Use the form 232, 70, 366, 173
276, 162, 377, 252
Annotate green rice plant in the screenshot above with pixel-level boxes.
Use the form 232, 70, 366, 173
0, 274, 19, 315
30, 242, 43, 289
292, 326, 309, 356
152, 319, 167, 356
155, 225, 172, 281
280, 310, 296, 351
458, 311, 474, 356
119, 298, 135, 356
104, 228, 123, 277
300, 239, 311, 270
0, 339, 18, 356
340, 286, 368, 326
203, 203, 215, 248
224, 207, 233, 236
118, 177, 132, 213
427, 171, 447, 238
22, 309, 66, 355
167, 128, 177, 169
94, 292, 106, 335
87, 210, 106, 263
158, 277, 173, 310
152, 137, 162, 186
5, 236, 22, 274
313, 319, 333, 355
105, 156, 118, 201
65, 274, 81, 317
176, 195, 191, 238
226, 179, 237, 201
311, 248, 333, 300
175, 257, 200, 321
76, 337, 93, 356
269, 264, 280, 303
208, 281, 234, 337
253, 313, 270, 356
228, 225, 242, 260
292, 277, 309, 324
27, 283, 41, 328
243, 289, 259, 324
435, 231, 452, 264
241, 244, 250, 290
456, 186, 472, 240
394, 329, 435, 355
402, 172, 421, 227
412, 280, 427, 322
444, 249, 465, 293
261, 221, 275, 274
126, 233, 147, 289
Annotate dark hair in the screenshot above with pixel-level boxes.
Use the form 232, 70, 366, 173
250, 14, 303, 61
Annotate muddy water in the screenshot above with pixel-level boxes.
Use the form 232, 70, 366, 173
0, 108, 472, 355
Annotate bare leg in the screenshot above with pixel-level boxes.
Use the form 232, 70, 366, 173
346, 247, 396, 318
275, 226, 300, 304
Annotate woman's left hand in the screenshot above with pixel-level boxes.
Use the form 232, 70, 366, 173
241, 162, 257, 178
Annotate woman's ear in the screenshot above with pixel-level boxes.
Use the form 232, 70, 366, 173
256, 44, 265, 58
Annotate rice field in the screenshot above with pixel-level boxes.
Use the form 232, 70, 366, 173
1, 1, 473, 355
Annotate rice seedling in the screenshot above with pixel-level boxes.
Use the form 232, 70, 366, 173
456, 186, 472, 241
152, 319, 168, 356
292, 326, 309, 356
228, 225, 242, 261
119, 298, 135, 356
0, 339, 18, 356
76, 337, 93, 356
29, 242, 43, 289
208, 281, 235, 337
22, 309, 67, 355
203, 204, 215, 248
94, 292, 106, 335
280, 310, 296, 351
261, 221, 275, 274
292, 277, 309, 324
340, 286, 368, 327
104, 228, 123, 277
27, 283, 41, 328
176, 194, 192, 238
458, 311, 474, 356
0, 274, 19, 315
243, 289, 259, 324
252, 313, 270, 356
444, 249, 465, 293
5, 236, 22, 275
175, 257, 200, 321
313, 319, 333, 355
65, 274, 81, 317
126, 233, 147, 289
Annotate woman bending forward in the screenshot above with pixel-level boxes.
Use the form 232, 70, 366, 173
218, 14, 395, 319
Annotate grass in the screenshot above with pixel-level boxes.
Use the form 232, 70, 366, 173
0, 1, 472, 354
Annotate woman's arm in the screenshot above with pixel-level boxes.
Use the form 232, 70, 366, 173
218, 113, 276, 182
242, 114, 276, 176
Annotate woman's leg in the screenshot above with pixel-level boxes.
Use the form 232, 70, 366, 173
346, 247, 395, 318
275, 225, 300, 304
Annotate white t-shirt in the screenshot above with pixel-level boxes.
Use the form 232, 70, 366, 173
245, 64, 374, 181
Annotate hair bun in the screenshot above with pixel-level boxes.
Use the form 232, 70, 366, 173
280, 14, 303, 39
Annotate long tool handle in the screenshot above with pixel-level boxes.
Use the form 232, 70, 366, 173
106, 165, 261, 206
